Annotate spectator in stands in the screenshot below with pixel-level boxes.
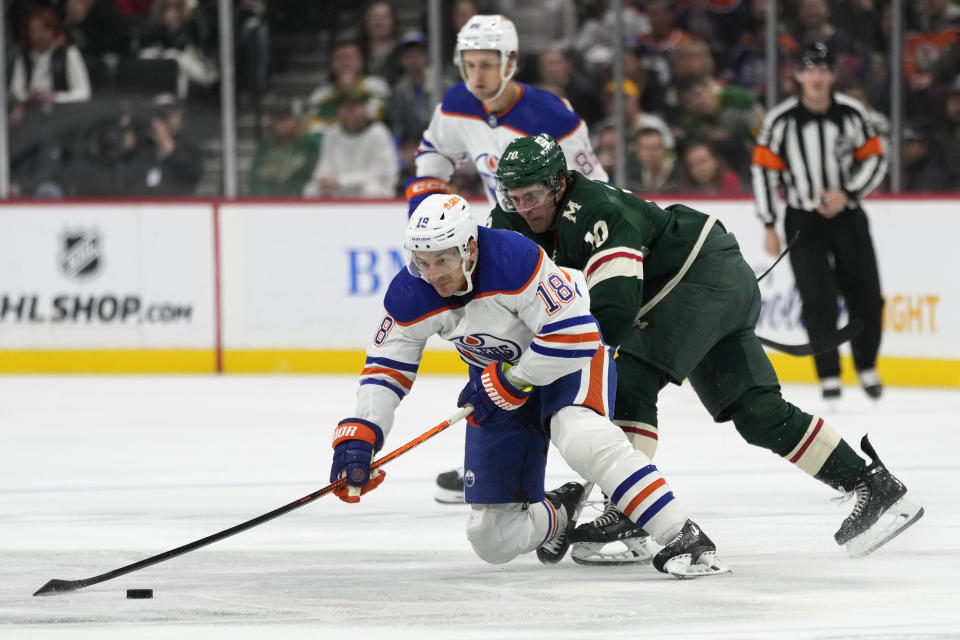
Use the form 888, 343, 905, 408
359, 0, 402, 83
940, 77, 960, 185
307, 39, 390, 133
136, 0, 219, 98
904, 0, 960, 117
601, 78, 674, 159
250, 104, 321, 197
491, 0, 578, 53
626, 126, 680, 194
913, 0, 960, 31
674, 75, 763, 175
729, 0, 802, 99
116, 93, 203, 195
388, 30, 445, 145
622, 45, 669, 115
902, 123, 954, 191
634, 0, 695, 92
63, 0, 131, 56
535, 47, 604, 128
671, 38, 716, 88
793, 0, 856, 54
907, 35, 960, 93
572, 0, 650, 78
830, 0, 885, 54
675, 0, 749, 50
303, 87, 398, 198
9, 7, 92, 109
679, 140, 744, 195
235, 0, 271, 102
592, 122, 617, 178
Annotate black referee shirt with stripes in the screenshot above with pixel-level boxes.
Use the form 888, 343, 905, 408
751, 92, 887, 226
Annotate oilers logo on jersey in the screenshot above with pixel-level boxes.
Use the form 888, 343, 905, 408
454, 333, 522, 366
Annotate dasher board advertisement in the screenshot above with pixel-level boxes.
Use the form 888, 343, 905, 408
0, 204, 215, 349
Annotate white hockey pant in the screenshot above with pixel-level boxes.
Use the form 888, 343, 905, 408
550, 405, 686, 544
466, 501, 563, 564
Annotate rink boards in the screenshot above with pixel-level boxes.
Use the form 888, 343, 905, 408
0, 197, 957, 387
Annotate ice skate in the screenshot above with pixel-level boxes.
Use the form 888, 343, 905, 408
570, 498, 659, 565
858, 368, 884, 401
652, 520, 731, 579
834, 435, 924, 557
434, 467, 464, 504
821, 376, 842, 409
536, 481, 593, 564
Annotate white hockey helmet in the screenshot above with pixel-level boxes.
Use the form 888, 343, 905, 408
405, 194, 479, 295
454, 14, 519, 101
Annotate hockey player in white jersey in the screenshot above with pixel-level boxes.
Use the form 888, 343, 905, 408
405, 14, 607, 216
329, 193, 729, 577
405, 14, 607, 501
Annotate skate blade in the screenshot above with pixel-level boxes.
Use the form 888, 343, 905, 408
846, 498, 924, 558
571, 539, 657, 566
662, 552, 731, 579
434, 488, 465, 504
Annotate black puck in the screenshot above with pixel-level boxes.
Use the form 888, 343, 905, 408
126, 588, 153, 599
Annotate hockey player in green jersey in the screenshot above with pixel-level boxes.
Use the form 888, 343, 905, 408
490, 133, 923, 565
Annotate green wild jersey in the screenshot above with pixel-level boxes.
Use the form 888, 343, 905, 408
487, 171, 713, 346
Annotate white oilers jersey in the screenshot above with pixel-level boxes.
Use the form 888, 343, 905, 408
353, 227, 603, 437
416, 82, 608, 207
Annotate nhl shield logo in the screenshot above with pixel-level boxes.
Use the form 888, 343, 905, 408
59, 228, 102, 280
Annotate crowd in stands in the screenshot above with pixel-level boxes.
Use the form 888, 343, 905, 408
5, 0, 960, 198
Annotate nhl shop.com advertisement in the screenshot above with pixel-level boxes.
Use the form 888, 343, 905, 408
0, 204, 215, 350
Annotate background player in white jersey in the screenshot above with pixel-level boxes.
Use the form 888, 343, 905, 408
329, 194, 728, 577
405, 14, 607, 217
405, 14, 608, 501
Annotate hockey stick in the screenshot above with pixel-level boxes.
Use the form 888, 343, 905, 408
33, 405, 474, 597
758, 318, 863, 357
756, 230, 799, 283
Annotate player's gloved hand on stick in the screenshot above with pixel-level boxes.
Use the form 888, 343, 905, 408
457, 361, 532, 426
330, 418, 386, 503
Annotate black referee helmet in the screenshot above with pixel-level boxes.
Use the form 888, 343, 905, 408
800, 41, 836, 70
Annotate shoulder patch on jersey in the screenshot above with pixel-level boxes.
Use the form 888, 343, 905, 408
499, 84, 584, 140
383, 269, 461, 325
474, 226, 544, 296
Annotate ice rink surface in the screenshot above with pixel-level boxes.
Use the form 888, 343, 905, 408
1, 374, 958, 639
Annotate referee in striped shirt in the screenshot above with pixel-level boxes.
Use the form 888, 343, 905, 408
751, 41, 886, 402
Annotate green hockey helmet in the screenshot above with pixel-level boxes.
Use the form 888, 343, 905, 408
495, 134, 567, 212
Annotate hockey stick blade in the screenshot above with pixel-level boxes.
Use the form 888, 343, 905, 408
33, 405, 474, 597
34, 579, 91, 596
758, 319, 863, 357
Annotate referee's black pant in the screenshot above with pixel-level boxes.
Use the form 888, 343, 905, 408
784, 205, 884, 382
